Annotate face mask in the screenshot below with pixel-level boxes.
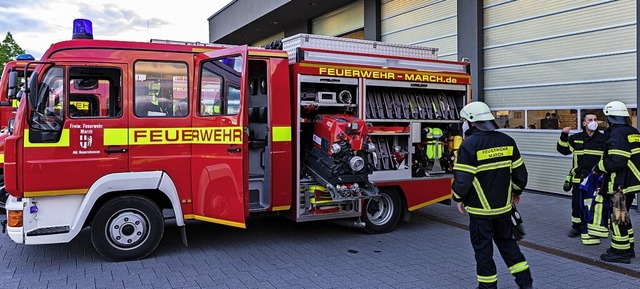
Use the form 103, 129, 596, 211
587, 121, 598, 131
462, 121, 470, 137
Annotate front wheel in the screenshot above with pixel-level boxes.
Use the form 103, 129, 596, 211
362, 189, 402, 234
91, 195, 164, 261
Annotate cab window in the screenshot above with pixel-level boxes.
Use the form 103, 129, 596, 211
134, 61, 189, 117
68, 67, 122, 118
199, 55, 242, 116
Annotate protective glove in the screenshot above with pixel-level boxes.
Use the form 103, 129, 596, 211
611, 190, 630, 225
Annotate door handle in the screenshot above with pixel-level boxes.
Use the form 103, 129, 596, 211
105, 148, 128, 154
227, 147, 241, 153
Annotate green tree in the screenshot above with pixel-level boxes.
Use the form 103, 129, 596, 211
0, 32, 26, 73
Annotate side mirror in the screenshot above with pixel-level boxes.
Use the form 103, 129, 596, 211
7, 71, 18, 98
27, 72, 39, 111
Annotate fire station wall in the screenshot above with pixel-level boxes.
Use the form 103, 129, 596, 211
312, 0, 364, 36
505, 130, 572, 195
380, 0, 458, 61
482, 0, 637, 194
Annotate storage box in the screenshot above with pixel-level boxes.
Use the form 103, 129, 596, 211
282, 33, 438, 64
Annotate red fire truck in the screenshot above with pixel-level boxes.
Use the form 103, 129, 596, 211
0, 54, 35, 129
2, 19, 470, 261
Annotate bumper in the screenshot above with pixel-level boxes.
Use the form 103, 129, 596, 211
5, 195, 25, 243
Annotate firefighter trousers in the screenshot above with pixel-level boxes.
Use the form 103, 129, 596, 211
571, 183, 582, 228
469, 216, 533, 289
607, 193, 635, 253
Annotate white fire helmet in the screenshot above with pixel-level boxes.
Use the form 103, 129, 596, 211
603, 101, 630, 124
459, 101, 499, 131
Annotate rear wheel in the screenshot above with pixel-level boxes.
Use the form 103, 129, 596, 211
362, 189, 401, 234
91, 195, 164, 261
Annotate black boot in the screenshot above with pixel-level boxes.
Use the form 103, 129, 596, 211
601, 249, 631, 264
567, 227, 580, 238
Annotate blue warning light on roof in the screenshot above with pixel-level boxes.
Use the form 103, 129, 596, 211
72, 19, 93, 40
16, 54, 35, 60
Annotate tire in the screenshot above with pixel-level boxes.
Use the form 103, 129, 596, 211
90, 195, 164, 261
362, 189, 402, 234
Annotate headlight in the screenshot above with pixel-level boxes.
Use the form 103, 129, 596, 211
350, 122, 358, 130
349, 156, 365, 172
331, 143, 341, 154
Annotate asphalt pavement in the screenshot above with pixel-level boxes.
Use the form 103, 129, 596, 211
0, 191, 639, 289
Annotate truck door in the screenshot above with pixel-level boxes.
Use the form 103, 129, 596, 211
191, 46, 249, 228
23, 64, 128, 196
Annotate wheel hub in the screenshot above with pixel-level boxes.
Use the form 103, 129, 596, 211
108, 211, 148, 248
366, 194, 393, 225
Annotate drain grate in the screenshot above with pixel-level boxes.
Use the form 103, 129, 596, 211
419, 213, 640, 279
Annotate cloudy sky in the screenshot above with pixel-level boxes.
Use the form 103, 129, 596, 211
0, 0, 233, 59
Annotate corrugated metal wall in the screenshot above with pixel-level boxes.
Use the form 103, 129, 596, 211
312, 0, 364, 36
381, 0, 458, 61
484, 0, 636, 107
483, 0, 637, 193
504, 131, 572, 195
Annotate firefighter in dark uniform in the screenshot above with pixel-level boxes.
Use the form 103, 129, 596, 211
452, 101, 533, 289
593, 100, 637, 264
556, 113, 605, 242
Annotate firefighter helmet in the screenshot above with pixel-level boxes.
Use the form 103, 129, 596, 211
603, 101, 630, 124
460, 101, 499, 131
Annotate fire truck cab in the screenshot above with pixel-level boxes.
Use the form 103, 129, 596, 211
3, 20, 470, 261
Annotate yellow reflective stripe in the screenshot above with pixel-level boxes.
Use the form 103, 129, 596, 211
477, 274, 498, 283
583, 149, 603, 156
512, 182, 522, 191
477, 160, 511, 172
512, 157, 524, 168
472, 178, 490, 210
477, 146, 513, 161
24, 188, 88, 197
581, 236, 601, 245
622, 185, 640, 194
185, 214, 246, 229
598, 160, 606, 173
611, 235, 629, 242
272, 205, 290, 211
627, 160, 640, 182
453, 163, 477, 174
408, 194, 451, 211
571, 216, 581, 223
574, 140, 584, 144
607, 172, 616, 192
632, 148, 640, 155
272, 126, 291, 142
23, 129, 70, 147
609, 149, 631, 158
104, 128, 128, 145
466, 203, 512, 216
557, 140, 569, 147
0, 153, 3, 163
452, 192, 462, 199
509, 261, 529, 274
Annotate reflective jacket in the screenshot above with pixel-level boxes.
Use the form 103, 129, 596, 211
594, 123, 640, 195
452, 128, 528, 218
557, 129, 605, 183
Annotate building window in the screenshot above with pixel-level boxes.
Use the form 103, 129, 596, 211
494, 110, 525, 129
